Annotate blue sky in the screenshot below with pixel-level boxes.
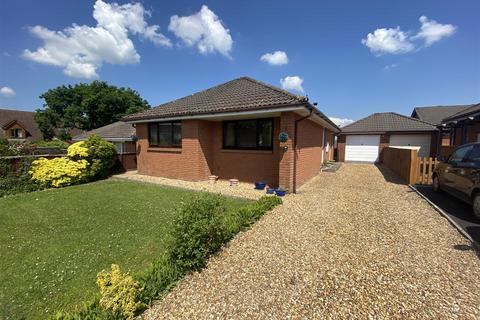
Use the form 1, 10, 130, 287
0, 0, 479, 125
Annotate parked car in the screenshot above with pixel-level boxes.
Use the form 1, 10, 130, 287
433, 142, 480, 219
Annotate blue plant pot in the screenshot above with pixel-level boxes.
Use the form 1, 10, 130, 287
255, 181, 266, 190
275, 189, 287, 197
266, 187, 275, 194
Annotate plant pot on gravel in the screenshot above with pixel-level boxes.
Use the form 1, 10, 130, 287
275, 188, 287, 197
266, 187, 275, 194
255, 181, 266, 190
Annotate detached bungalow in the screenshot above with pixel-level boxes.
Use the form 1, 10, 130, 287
124, 77, 340, 192
73, 121, 137, 171
337, 112, 438, 162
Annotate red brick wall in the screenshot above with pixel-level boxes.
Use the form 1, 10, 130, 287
136, 120, 212, 181
337, 135, 346, 162
210, 119, 280, 187
295, 117, 324, 187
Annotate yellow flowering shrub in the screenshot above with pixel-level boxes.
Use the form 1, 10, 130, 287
67, 141, 89, 159
97, 264, 141, 320
29, 157, 88, 187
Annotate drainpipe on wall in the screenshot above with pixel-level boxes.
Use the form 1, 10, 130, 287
292, 109, 313, 193
321, 127, 325, 164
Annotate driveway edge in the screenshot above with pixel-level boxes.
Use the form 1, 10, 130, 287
409, 184, 479, 251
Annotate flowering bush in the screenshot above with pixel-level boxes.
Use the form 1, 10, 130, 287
83, 135, 117, 179
67, 141, 89, 159
30, 157, 88, 188
97, 264, 142, 320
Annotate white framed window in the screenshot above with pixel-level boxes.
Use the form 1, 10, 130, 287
10, 128, 23, 138
112, 142, 123, 154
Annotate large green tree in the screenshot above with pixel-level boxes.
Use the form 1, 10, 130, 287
35, 81, 150, 140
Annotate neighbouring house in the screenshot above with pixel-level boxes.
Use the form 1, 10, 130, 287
0, 108, 42, 141
337, 112, 438, 163
441, 103, 480, 147
123, 77, 340, 192
411, 104, 474, 146
72, 121, 137, 170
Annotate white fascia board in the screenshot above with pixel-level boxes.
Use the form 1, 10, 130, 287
125, 106, 306, 124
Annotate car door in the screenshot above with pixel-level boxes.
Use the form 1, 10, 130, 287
444, 145, 474, 201
455, 144, 480, 202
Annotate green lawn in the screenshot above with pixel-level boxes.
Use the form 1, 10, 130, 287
0, 179, 250, 319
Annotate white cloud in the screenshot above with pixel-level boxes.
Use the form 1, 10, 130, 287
362, 16, 456, 56
329, 117, 354, 128
0, 87, 15, 97
361, 27, 414, 55
260, 51, 288, 65
383, 63, 399, 71
169, 5, 233, 57
280, 76, 304, 92
22, 0, 171, 79
413, 16, 456, 46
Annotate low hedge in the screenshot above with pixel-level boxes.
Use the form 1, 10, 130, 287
51, 193, 282, 319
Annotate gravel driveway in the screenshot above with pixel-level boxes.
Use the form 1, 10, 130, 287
143, 163, 480, 319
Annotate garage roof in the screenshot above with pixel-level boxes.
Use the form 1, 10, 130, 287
411, 104, 473, 125
341, 112, 438, 134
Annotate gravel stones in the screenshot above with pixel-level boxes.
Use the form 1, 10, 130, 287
142, 164, 480, 319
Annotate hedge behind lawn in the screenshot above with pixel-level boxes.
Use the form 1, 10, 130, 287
52, 193, 282, 319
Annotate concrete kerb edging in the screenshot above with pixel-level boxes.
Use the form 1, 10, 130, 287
409, 184, 480, 252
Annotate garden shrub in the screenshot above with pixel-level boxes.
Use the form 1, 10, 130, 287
96, 264, 143, 320
36, 139, 69, 149
67, 141, 89, 159
167, 193, 227, 272
30, 157, 88, 187
0, 158, 42, 197
83, 135, 117, 180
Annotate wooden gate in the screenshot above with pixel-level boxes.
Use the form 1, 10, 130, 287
415, 157, 438, 185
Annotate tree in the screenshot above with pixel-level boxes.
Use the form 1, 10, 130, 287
35, 81, 150, 139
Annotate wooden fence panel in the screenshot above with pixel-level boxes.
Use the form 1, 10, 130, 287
416, 157, 438, 185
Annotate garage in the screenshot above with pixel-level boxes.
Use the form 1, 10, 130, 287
337, 112, 438, 163
390, 134, 431, 158
345, 135, 380, 162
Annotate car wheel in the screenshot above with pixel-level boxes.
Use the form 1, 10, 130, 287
473, 194, 480, 220
433, 175, 441, 192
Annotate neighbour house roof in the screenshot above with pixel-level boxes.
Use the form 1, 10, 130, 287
72, 121, 136, 141
442, 103, 480, 123
411, 104, 474, 126
123, 77, 340, 132
340, 112, 438, 134
0, 108, 42, 140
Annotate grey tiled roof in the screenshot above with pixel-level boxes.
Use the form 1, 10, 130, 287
72, 121, 136, 141
341, 112, 438, 134
123, 77, 308, 121
443, 103, 480, 122
411, 104, 475, 125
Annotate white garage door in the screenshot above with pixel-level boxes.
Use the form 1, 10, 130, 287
390, 134, 431, 158
345, 135, 380, 162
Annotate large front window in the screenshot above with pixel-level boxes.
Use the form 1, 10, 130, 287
223, 118, 273, 150
148, 122, 181, 147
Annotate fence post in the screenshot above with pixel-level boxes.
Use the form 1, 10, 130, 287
409, 149, 418, 184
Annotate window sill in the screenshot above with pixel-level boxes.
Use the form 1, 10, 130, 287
147, 147, 181, 153
221, 149, 273, 154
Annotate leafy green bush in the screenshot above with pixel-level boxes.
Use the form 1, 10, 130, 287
167, 193, 227, 272
30, 157, 89, 188
35, 139, 69, 149
83, 135, 117, 180
0, 158, 42, 197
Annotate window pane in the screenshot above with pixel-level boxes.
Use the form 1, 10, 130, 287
224, 122, 236, 147
158, 123, 172, 146
113, 142, 122, 154
149, 124, 158, 145
450, 145, 473, 162
236, 120, 257, 148
172, 122, 182, 146
467, 145, 480, 162
258, 119, 273, 148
